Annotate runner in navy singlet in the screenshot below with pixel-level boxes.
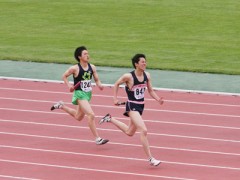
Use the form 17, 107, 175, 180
99, 54, 164, 166
123, 70, 148, 117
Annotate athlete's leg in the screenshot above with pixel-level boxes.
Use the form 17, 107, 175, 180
61, 103, 85, 121
51, 101, 85, 121
52, 100, 108, 144
77, 99, 99, 138
101, 114, 137, 136
128, 111, 152, 158
110, 117, 128, 132
77, 99, 108, 144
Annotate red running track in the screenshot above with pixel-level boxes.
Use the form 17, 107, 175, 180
0, 78, 240, 180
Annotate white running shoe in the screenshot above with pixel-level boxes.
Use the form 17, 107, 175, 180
95, 137, 109, 145
99, 113, 111, 124
149, 157, 161, 166
51, 101, 64, 111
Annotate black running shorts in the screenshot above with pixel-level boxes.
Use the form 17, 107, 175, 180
123, 101, 145, 117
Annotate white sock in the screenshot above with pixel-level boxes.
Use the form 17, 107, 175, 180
96, 137, 101, 142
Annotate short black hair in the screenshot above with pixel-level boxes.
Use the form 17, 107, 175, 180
131, 53, 146, 69
74, 46, 87, 62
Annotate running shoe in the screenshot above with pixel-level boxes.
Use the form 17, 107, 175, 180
149, 157, 161, 166
95, 138, 109, 145
99, 113, 111, 124
51, 101, 64, 111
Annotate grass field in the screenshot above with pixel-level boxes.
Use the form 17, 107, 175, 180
1, 0, 240, 75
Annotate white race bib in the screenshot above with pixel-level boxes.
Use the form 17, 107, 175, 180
80, 80, 92, 92
132, 84, 146, 99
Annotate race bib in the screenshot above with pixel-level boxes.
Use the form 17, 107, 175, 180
132, 84, 146, 99
80, 80, 92, 92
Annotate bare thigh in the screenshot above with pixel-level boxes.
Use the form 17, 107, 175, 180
77, 99, 94, 116
75, 103, 85, 121
128, 111, 147, 132
125, 119, 137, 136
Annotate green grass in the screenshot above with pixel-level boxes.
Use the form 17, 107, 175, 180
1, 0, 240, 74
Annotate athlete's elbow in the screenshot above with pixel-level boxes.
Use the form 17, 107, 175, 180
62, 74, 67, 81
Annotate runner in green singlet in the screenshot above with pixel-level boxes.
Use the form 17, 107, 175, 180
51, 46, 109, 145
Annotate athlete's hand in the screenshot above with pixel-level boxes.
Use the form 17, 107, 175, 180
158, 97, 164, 105
69, 86, 74, 92
98, 84, 104, 91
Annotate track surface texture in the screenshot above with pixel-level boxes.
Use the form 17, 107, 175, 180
0, 78, 240, 180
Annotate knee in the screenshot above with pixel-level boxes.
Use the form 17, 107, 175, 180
75, 115, 84, 121
87, 112, 95, 121
126, 129, 136, 137
74, 113, 83, 121
140, 128, 148, 137
126, 132, 135, 137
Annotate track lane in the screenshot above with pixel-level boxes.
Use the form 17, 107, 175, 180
0, 78, 240, 180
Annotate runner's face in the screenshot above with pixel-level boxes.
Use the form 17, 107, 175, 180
80, 50, 89, 62
136, 57, 147, 70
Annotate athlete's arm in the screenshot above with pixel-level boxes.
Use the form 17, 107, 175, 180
62, 65, 78, 92
146, 72, 164, 105
91, 64, 103, 90
113, 73, 131, 105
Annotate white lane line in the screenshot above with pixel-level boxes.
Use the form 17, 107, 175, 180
161, 99, 240, 107
0, 87, 239, 107
0, 175, 41, 180
1, 76, 240, 97
1, 145, 240, 171
1, 116, 240, 131
0, 116, 240, 143
0, 97, 239, 118
1, 96, 240, 127
1, 131, 240, 156
0, 159, 196, 180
